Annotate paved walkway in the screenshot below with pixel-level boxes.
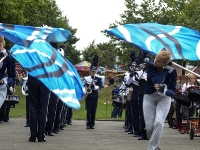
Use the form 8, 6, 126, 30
0, 118, 200, 150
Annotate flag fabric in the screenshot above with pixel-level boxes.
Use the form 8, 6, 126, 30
0, 23, 84, 109
105, 23, 200, 60
0, 23, 72, 46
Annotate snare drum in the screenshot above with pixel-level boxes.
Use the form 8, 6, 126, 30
187, 86, 200, 102
6, 95, 20, 104
176, 93, 191, 106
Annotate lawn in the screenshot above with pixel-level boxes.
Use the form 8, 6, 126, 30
9, 84, 125, 120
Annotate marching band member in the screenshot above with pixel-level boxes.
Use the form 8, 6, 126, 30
66, 107, 73, 125
128, 63, 140, 136
45, 43, 61, 136
22, 73, 30, 127
118, 74, 130, 130
143, 49, 177, 150
0, 35, 16, 123
136, 59, 148, 140
83, 54, 102, 129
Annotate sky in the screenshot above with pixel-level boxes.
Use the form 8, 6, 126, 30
55, 0, 126, 50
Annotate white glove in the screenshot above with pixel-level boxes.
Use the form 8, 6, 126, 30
164, 65, 173, 73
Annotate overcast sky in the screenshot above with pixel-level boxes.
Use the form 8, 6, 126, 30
55, 0, 161, 50
55, 0, 126, 50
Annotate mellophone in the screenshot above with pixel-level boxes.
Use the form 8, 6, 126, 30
176, 86, 200, 106
5, 95, 20, 108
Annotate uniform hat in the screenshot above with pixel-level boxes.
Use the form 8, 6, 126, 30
90, 54, 99, 71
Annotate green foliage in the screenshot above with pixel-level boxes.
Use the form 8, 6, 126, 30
0, 0, 81, 63
82, 41, 119, 69
10, 85, 125, 120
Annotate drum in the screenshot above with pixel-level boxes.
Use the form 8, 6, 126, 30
187, 86, 200, 102
176, 93, 191, 106
6, 95, 20, 104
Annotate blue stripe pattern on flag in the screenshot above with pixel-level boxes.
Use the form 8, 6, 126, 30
0, 23, 72, 46
0, 23, 84, 109
11, 40, 85, 109
105, 23, 200, 60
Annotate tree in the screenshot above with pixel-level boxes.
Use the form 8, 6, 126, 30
82, 41, 119, 69
0, 0, 80, 64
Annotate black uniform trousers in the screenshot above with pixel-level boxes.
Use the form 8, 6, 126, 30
60, 104, 67, 128
0, 87, 12, 122
53, 99, 64, 132
0, 100, 10, 122
28, 82, 50, 141
176, 101, 182, 122
46, 92, 58, 134
66, 107, 73, 124
167, 102, 174, 127
126, 100, 132, 130
138, 94, 146, 137
130, 100, 140, 135
86, 97, 98, 127
25, 96, 30, 126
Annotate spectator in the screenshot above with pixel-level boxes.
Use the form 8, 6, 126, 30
109, 76, 114, 85
111, 86, 121, 118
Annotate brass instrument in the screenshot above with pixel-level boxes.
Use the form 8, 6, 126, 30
82, 76, 95, 100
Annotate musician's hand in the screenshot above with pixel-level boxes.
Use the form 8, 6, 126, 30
158, 84, 165, 92
154, 84, 159, 92
10, 87, 16, 93
0, 80, 4, 85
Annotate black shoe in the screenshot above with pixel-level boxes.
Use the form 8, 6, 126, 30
124, 129, 130, 132
172, 126, 178, 129
29, 138, 36, 142
67, 121, 72, 125
38, 139, 46, 142
86, 126, 90, 129
138, 136, 149, 140
90, 125, 95, 129
128, 131, 133, 134
53, 130, 59, 134
169, 126, 172, 128
24, 124, 30, 127
60, 127, 64, 130
47, 132, 54, 136
133, 134, 138, 137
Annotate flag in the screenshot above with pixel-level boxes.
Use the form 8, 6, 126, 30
0, 23, 84, 109
0, 23, 72, 46
11, 40, 85, 109
105, 23, 200, 60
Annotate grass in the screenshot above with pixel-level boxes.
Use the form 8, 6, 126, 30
9, 85, 125, 120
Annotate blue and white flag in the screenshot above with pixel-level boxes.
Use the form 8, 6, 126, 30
0, 23, 72, 46
105, 23, 200, 60
0, 23, 84, 109
11, 40, 85, 109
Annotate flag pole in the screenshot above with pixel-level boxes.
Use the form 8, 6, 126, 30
172, 62, 200, 78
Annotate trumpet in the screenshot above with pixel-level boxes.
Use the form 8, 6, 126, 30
83, 76, 95, 100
